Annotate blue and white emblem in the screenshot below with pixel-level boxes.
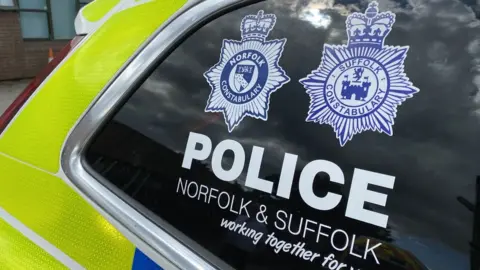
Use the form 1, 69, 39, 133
204, 10, 290, 132
299, 2, 419, 146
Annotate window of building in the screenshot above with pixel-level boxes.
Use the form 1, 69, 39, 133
17, 0, 92, 40
50, 0, 77, 39
83, 0, 476, 269
0, 0, 14, 7
18, 0, 49, 39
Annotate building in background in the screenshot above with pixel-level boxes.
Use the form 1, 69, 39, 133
0, 0, 92, 81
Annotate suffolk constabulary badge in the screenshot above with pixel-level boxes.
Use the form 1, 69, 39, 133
204, 10, 290, 132
299, 2, 419, 146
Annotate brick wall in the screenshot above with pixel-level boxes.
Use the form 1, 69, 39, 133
0, 10, 68, 81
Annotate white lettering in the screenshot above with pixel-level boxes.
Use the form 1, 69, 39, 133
274, 210, 287, 230
181, 132, 395, 228
276, 153, 298, 199
331, 229, 349, 251
182, 132, 212, 169
187, 181, 198, 198
211, 139, 245, 181
176, 177, 188, 194
363, 239, 382, 264
245, 146, 273, 193
349, 234, 363, 258
218, 191, 230, 209
345, 168, 395, 228
299, 160, 344, 211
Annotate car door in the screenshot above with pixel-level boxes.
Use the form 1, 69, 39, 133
62, 0, 479, 269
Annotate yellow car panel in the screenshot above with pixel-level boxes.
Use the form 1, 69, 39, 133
0, 0, 187, 268
0, 217, 66, 270
0, 0, 187, 173
0, 154, 135, 269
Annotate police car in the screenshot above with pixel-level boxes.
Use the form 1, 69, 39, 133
0, 0, 478, 269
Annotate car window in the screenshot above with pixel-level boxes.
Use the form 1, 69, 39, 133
85, 1, 478, 269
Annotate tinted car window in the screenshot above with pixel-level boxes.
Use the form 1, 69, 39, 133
85, 1, 479, 269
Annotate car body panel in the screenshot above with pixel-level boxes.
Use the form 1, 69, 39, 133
0, 0, 187, 173
81, 0, 122, 22
76, 0, 160, 35
0, 0, 187, 268
0, 216, 67, 269
0, 154, 134, 269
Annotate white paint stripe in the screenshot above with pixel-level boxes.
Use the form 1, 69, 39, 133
0, 207, 85, 269
0, 152, 55, 176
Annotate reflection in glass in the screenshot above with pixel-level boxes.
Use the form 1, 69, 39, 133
18, 0, 46, 9
299, 8, 332, 28
19, 12, 49, 39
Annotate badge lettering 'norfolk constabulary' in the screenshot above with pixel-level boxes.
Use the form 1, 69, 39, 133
299, 2, 419, 146
204, 11, 290, 132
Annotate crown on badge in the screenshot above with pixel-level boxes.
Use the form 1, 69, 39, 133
346, 2, 396, 49
241, 10, 276, 41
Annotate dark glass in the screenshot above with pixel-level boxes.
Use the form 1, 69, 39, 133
86, 1, 479, 269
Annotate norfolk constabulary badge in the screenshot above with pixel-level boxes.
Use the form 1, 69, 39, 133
299, 2, 419, 146
204, 10, 290, 132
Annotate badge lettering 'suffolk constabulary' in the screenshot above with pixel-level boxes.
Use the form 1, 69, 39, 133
204, 11, 290, 132
299, 2, 419, 146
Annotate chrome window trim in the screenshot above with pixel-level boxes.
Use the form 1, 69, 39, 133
61, 0, 254, 269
